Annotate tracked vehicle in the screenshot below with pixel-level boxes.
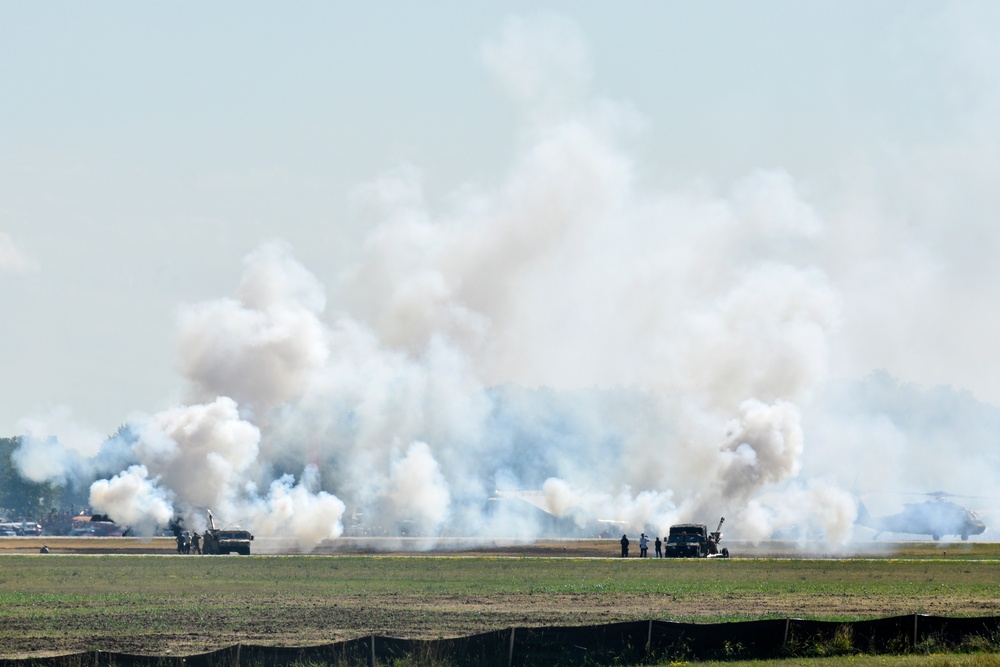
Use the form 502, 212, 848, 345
202, 510, 254, 555
663, 517, 729, 558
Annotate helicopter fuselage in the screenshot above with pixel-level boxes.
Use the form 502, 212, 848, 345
857, 499, 986, 541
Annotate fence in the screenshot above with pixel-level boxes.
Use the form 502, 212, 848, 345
3, 615, 1000, 667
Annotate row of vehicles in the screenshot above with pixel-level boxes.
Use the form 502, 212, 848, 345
1, 510, 254, 555
3, 514, 139, 538
0, 521, 42, 537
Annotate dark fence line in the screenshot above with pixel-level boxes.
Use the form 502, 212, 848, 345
3, 615, 1000, 667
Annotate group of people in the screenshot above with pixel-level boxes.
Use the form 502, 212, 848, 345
619, 533, 664, 558
176, 530, 202, 554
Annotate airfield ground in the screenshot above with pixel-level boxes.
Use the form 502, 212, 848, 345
0, 534, 994, 558
1, 536, 999, 659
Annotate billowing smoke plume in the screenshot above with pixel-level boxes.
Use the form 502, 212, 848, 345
13, 13, 997, 549
719, 400, 804, 501
245, 466, 346, 552
90, 465, 174, 537
177, 243, 329, 416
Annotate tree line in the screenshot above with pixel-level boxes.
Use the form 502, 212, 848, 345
0, 436, 88, 520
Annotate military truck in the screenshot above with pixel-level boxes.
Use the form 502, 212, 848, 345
663, 517, 729, 558
202, 510, 254, 555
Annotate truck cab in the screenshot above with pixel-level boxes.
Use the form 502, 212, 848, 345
663, 518, 729, 558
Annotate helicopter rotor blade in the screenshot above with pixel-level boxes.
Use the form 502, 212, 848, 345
907, 490, 986, 501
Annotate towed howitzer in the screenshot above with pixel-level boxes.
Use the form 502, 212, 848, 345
706, 516, 727, 557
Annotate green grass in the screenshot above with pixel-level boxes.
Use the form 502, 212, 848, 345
4, 555, 1000, 598
2, 554, 1000, 659
680, 656, 1000, 667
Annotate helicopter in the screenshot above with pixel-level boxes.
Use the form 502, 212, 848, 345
856, 492, 987, 541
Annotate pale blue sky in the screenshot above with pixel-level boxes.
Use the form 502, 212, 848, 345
3, 1, 1000, 439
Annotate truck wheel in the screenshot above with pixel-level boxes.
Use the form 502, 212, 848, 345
721, 548, 730, 558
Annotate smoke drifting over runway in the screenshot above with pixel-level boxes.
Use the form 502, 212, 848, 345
11, 13, 1000, 550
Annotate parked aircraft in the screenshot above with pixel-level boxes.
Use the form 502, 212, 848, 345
856, 492, 987, 541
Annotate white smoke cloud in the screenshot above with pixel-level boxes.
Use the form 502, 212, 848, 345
541, 478, 677, 533
383, 441, 451, 533
89, 465, 174, 537
13, 407, 113, 484
129, 397, 261, 512
15, 12, 1000, 550
17, 13, 835, 545
741, 480, 858, 546
719, 399, 804, 500
177, 241, 329, 415
245, 466, 346, 552
12, 434, 78, 484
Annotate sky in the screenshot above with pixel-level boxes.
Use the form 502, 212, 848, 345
2, 2, 1000, 545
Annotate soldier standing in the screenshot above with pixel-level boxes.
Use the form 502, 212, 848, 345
654, 536, 662, 558
191, 532, 202, 555
620, 533, 629, 558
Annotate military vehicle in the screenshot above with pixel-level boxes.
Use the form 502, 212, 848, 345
663, 517, 729, 558
202, 510, 254, 555
856, 492, 987, 541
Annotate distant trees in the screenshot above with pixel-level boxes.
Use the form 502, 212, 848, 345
0, 437, 86, 520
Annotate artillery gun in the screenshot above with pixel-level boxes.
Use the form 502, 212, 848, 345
202, 510, 254, 555
663, 517, 729, 558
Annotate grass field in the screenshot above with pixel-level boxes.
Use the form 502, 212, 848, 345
2, 537, 1000, 661
696, 656, 1000, 667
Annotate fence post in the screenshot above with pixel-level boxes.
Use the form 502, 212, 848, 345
370, 634, 376, 667
783, 618, 790, 647
646, 619, 653, 658
235, 642, 242, 667
913, 614, 919, 648
507, 627, 515, 667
